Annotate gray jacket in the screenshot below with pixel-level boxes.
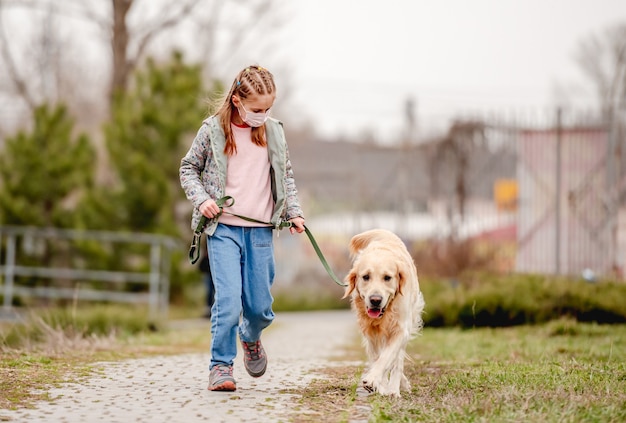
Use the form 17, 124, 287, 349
179, 115, 304, 236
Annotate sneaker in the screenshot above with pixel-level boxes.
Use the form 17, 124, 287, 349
241, 340, 267, 377
207, 364, 236, 391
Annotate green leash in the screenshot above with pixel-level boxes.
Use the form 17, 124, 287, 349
188, 196, 346, 287
300, 225, 347, 287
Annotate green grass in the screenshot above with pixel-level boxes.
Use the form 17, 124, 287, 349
369, 319, 626, 422
0, 305, 161, 349
288, 319, 626, 422
0, 305, 211, 410
2, 302, 625, 421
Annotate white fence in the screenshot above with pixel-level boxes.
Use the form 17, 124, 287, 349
0, 226, 178, 319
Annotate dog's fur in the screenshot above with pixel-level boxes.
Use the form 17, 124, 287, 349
343, 229, 425, 397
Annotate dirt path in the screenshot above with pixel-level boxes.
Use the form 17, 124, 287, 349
1, 310, 361, 423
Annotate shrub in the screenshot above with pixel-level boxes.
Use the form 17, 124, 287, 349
0, 305, 159, 349
421, 273, 626, 328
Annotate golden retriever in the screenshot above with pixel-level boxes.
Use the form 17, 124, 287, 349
343, 229, 425, 397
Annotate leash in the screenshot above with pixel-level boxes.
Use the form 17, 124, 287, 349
188, 196, 346, 287
300, 225, 347, 287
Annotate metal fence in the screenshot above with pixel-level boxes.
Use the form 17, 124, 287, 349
425, 108, 625, 280
303, 108, 626, 281
0, 226, 178, 319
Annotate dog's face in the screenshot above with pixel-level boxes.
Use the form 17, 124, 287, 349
344, 248, 405, 319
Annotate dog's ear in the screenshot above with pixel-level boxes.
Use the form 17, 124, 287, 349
342, 269, 357, 299
397, 260, 417, 296
397, 262, 407, 296
349, 232, 374, 257
398, 269, 406, 295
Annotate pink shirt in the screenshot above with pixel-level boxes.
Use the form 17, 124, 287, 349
219, 123, 274, 227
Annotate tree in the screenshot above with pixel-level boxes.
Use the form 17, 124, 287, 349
71, 52, 209, 302
0, 103, 95, 227
0, 0, 285, 128
96, 50, 205, 234
575, 23, 626, 120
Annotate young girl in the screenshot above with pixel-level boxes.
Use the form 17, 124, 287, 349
179, 65, 305, 391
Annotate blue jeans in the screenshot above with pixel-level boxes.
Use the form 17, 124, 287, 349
206, 224, 275, 369
203, 272, 215, 308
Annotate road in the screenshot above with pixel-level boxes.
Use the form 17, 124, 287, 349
0, 310, 361, 423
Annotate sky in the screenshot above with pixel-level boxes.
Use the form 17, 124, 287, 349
1, 0, 624, 143
276, 0, 626, 143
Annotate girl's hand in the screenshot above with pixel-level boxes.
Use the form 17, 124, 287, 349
289, 217, 305, 234
199, 199, 221, 218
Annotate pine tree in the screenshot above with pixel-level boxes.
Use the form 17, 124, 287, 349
0, 104, 94, 227
102, 50, 205, 235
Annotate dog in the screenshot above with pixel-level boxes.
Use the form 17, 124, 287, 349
343, 229, 425, 397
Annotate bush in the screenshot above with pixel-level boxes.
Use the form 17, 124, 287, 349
0, 305, 159, 349
421, 273, 626, 328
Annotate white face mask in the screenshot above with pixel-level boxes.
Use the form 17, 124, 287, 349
238, 102, 271, 127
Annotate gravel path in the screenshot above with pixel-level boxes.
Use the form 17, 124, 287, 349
0, 310, 360, 423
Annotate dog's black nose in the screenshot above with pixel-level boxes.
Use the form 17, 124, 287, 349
369, 295, 383, 307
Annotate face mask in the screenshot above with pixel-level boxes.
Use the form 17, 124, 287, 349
238, 102, 270, 127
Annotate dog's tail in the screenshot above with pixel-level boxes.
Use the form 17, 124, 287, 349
349, 229, 401, 258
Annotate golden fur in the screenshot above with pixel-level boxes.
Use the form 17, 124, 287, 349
343, 229, 425, 397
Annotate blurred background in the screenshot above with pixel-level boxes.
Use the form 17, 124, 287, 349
0, 0, 625, 321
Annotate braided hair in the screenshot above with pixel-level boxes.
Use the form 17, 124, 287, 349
215, 65, 276, 156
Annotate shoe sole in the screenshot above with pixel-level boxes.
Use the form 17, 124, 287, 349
245, 365, 267, 378
207, 381, 237, 391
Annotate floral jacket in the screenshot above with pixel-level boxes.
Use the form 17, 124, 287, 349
179, 115, 304, 236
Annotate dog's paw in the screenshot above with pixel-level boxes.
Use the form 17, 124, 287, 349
375, 383, 401, 397
363, 372, 401, 397
356, 386, 374, 397
361, 378, 375, 393
361, 372, 378, 393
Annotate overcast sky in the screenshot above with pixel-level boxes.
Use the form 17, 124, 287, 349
275, 0, 626, 142
1, 0, 624, 143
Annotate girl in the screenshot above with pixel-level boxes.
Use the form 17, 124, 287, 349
179, 65, 305, 392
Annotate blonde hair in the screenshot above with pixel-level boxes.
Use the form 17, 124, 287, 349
214, 65, 276, 156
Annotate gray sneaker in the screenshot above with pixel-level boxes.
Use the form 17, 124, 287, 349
241, 340, 267, 377
207, 364, 236, 391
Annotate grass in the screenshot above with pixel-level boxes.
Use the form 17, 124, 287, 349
392, 320, 626, 422
2, 306, 625, 422
0, 306, 212, 410
290, 318, 626, 422
0, 350, 97, 410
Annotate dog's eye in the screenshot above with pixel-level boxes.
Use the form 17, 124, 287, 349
384, 275, 392, 282
362, 274, 370, 281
